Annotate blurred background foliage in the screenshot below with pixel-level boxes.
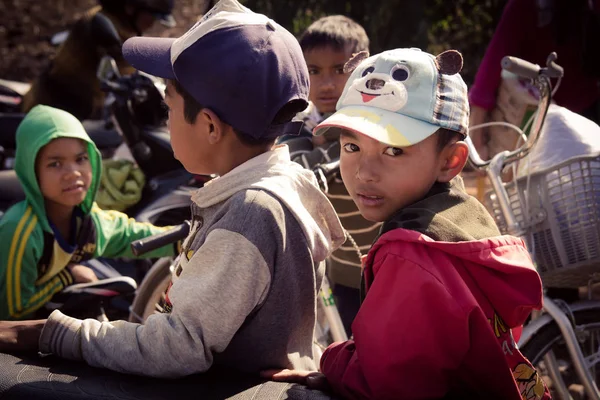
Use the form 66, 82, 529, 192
0, 0, 507, 84
242, 0, 507, 84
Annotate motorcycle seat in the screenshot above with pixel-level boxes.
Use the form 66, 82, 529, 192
0, 114, 123, 151
0, 113, 23, 148
0, 351, 335, 400
61, 276, 138, 296
49, 276, 138, 305
46, 277, 139, 317
0, 170, 25, 207
0, 79, 30, 97
82, 119, 123, 150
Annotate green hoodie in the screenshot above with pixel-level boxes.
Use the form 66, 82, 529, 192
0, 105, 176, 320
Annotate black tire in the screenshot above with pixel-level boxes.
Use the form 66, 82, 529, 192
520, 307, 600, 398
128, 257, 173, 323
521, 308, 600, 365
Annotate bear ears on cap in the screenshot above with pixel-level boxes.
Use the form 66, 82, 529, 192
344, 51, 370, 74
435, 50, 463, 75
343, 48, 463, 76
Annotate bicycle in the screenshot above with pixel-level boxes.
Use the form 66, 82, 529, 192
468, 52, 600, 399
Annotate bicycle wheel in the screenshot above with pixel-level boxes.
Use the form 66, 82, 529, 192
521, 308, 600, 397
128, 257, 173, 323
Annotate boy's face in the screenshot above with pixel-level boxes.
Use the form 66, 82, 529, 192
340, 130, 445, 222
164, 81, 207, 174
36, 138, 92, 209
305, 45, 353, 114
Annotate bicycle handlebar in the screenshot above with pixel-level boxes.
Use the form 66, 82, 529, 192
467, 52, 564, 236
468, 52, 564, 171
501, 56, 541, 80
130, 221, 190, 256
313, 159, 340, 193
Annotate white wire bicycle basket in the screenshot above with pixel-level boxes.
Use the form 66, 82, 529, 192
485, 153, 600, 288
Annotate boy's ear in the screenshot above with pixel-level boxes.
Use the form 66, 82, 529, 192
199, 108, 225, 144
437, 141, 468, 183
344, 51, 370, 74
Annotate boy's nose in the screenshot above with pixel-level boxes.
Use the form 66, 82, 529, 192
64, 164, 82, 177
356, 158, 379, 182
320, 77, 335, 90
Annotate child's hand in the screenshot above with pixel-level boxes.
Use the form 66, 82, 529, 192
361, 254, 367, 270
261, 369, 330, 391
67, 264, 98, 283
0, 320, 45, 353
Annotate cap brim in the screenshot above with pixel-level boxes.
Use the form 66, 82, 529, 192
122, 37, 176, 79
156, 14, 177, 28
314, 105, 439, 147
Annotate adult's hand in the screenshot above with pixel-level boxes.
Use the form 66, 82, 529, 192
469, 105, 491, 162
0, 319, 46, 353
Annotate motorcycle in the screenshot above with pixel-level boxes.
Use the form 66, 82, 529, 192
0, 54, 203, 221
0, 53, 210, 321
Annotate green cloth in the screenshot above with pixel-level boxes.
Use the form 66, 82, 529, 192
96, 159, 145, 212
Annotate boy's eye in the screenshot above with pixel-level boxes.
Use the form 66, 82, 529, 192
77, 154, 90, 163
342, 143, 359, 153
335, 67, 345, 75
308, 68, 319, 75
384, 147, 403, 156
47, 161, 60, 168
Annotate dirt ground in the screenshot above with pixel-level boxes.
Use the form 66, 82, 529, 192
0, 0, 209, 82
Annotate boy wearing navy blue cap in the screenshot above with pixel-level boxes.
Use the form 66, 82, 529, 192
0, 0, 345, 378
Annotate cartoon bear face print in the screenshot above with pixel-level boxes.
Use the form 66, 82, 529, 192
341, 58, 412, 112
339, 48, 463, 117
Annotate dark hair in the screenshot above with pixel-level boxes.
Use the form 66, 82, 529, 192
98, 0, 135, 15
436, 128, 464, 152
169, 79, 304, 147
299, 15, 369, 54
99, 0, 173, 14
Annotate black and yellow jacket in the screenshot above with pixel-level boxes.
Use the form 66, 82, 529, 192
0, 105, 175, 320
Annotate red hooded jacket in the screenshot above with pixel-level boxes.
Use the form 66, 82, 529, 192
320, 228, 550, 399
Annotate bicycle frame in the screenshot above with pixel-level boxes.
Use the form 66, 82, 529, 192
467, 54, 600, 399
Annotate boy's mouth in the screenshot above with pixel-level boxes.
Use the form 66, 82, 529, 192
318, 96, 339, 104
356, 192, 384, 207
63, 183, 86, 193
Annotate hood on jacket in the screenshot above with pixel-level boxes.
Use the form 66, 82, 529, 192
370, 177, 543, 328
191, 145, 346, 263
15, 105, 102, 232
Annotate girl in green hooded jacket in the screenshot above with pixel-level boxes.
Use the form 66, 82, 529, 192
0, 105, 177, 320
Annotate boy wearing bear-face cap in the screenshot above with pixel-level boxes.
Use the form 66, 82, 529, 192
268, 48, 550, 400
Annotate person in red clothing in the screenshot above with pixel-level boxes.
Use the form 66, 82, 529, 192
470, 0, 600, 159
264, 48, 550, 399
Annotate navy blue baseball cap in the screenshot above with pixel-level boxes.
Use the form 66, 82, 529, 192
122, 0, 309, 139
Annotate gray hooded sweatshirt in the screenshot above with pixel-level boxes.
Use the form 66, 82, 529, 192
39, 146, 346, 377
